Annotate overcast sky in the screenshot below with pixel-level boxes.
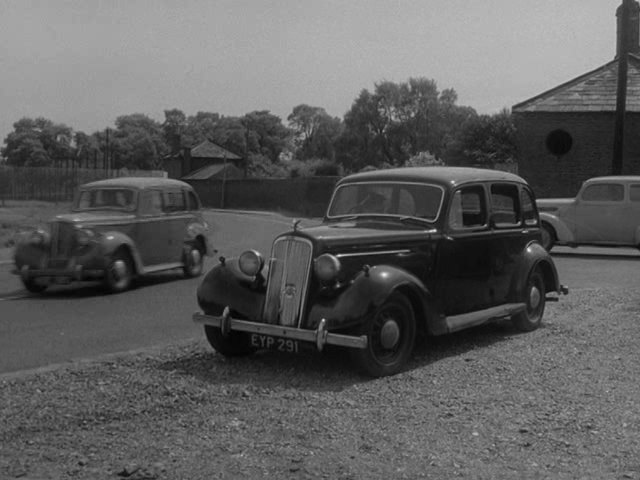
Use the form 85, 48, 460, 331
0, 0, 622, 141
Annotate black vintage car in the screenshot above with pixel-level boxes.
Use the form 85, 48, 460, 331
193, 167, 567, 377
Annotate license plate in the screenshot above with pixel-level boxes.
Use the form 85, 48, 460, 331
250, 334, 299, 353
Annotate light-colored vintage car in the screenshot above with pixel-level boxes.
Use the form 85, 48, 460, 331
13, 177, 211, 293
537, 175, 640, 251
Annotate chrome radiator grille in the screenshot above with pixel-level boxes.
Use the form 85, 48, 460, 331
263, 236, 313, 327
50, 221, 76, 258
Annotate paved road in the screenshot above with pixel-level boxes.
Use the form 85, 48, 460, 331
0, 210, 301, 375
1, 215, 639, 375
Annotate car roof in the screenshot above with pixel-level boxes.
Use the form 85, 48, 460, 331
80, 177, 193, 190
584, 175, 640, 183
337, 166, 526, 189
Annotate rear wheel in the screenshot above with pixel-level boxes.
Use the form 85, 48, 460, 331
540, 223, 556, 251
22, 278, 47, 294
513, 268, 546, 332
104, 250, 134, 293
183, 242, 204, 278
204, 325, 255, 357
350, 292, 416, 377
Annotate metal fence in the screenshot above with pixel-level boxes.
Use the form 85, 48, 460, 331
0, 166, 166, 202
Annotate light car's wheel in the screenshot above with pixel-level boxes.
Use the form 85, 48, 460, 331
183, 242, 204, 278
540, 223, 556, 251
22, 278, 47, 294
204, 325, 256, 357
513, 268, 546, 332
104, 250, 134, 293
350, 292, 416, 377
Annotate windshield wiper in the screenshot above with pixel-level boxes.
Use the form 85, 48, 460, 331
398, 216, 434, 227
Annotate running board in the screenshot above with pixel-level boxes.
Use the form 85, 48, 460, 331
445, 303, 526, 333
140, 262, 184, 274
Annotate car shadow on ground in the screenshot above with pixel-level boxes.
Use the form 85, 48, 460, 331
157, 320, 524, 392
3, 270, 198, 300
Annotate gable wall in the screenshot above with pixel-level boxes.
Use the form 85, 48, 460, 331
513, 112, 640, 197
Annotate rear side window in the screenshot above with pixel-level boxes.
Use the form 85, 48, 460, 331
448, 185, 487, 229
582, 183, 624, 202
630, 184, 640, 202
520, 188, 538, 226
138, 190, 163, 215
490, 183, 520, 227
187, 190, 201, 210
163, 190, 186, 212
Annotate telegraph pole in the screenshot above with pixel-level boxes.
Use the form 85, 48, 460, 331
613, 0, 632, 175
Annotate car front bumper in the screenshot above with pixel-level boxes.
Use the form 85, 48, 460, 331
16, 264, 105, 284
193, 306, 368, 352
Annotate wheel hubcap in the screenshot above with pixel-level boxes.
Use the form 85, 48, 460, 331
190, 249, 202, 267
380, 319, 400, 349
529, 285, 541, 310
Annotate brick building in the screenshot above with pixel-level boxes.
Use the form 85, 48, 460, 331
512, 0, 640, 197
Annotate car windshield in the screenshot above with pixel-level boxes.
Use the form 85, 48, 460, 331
74, 188, 137, 212
326, 182, 444, 222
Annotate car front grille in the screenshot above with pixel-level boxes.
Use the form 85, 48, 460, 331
263, 236, 313, 327
49, 221, 76, 259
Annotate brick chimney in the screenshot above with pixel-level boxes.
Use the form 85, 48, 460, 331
181, 147, 192, 177
617, 0, 640, 56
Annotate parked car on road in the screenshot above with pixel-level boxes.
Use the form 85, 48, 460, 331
13, 177, 211, 293
537, 176, 640, 251
193, 167, 567, 377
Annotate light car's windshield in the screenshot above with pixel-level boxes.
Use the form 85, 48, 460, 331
327, 182, 444, 222
74, 188, 137, 212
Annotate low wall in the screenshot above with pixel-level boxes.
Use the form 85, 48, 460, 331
187, 177, 340, 217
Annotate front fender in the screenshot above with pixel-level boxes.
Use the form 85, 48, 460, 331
99, 231, 144, 272
196, 259, 265, 320
509, 241, 563, 300
539, 212, 574, 243
307, 264, 438, 332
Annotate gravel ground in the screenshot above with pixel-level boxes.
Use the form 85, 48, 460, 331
1, 287, 639, 480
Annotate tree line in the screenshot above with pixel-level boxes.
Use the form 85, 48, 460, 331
0, 77, 517, 177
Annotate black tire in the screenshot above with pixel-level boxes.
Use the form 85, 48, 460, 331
513, 268, 546, 332
540, 223, 556, 251
204, 325, 256, 357
104, 250, 134, 293
183, 242, 204, 278
350, 292, 416, 377
22, 278, 47, 294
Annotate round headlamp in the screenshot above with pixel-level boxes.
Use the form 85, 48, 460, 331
314, 254, 341, 282
76, 228, 95, 246
239, 249, 264, 276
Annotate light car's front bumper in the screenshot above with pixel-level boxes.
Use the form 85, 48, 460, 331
193, 306, 368, 352
16, 264, 104, 284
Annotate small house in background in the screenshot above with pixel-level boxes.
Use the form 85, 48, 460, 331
512, 0, 640, 197
163, 139, 243, 180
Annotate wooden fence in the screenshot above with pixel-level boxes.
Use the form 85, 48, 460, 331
0, 166, 166, 202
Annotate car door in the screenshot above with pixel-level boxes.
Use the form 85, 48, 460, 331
436, 183, 493, 315
162, 188, 189, 262
574, 182, 628, 244
136, 189, 170, 266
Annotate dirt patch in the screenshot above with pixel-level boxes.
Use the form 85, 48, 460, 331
1, 287, 639, 479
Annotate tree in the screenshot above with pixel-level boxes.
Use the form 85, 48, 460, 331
288, 104, 342, 160
111, 114, 168, 170
162, 108, 187, 154
1, 117, 74, 166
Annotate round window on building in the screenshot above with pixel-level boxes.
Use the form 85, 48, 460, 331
545, 129, 573, 156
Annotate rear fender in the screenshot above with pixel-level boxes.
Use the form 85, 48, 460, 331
509, 241, 563, 299
185, 221, 212, 255
539, 212, 574, 243
307, 264, 441, 334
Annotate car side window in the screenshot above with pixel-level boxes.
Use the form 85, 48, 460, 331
139, 190, 164, 216
187, 190, 201, 210
581, 183, 624, 202
448, 185, 487, 230
490, 183, 520, 228
630, 184, 640, 202
163, 190, 186, 213
520, 188, 538, 226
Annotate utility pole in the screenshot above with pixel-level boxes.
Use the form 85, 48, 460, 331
613, 0, 632, 175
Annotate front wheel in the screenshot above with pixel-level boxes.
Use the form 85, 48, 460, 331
104, 250, 134, 293
350, 292, 416, 377
22, 278, 47, 294
204, 325, 255, 357
513, 268, 546, 332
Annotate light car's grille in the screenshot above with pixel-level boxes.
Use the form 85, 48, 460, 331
263, 236, 313, 327
50, 221, 76, 258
